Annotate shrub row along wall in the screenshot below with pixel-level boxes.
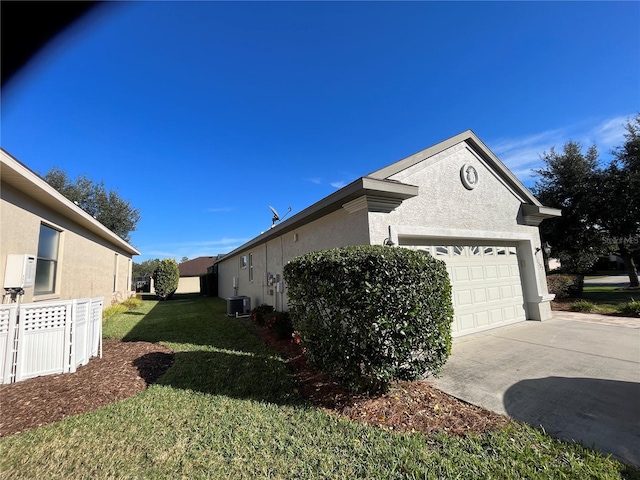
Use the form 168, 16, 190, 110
546, 273, 584, 299
284, 245, 454, 393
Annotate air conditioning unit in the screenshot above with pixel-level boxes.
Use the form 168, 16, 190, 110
4, 254, 36, 289
227, 296, 251, 317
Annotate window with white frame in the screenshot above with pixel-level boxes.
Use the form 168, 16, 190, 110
113, 253, 119, 292
240, 255, 248, 269
249, 253, 254, 282
34, 223, 60, 295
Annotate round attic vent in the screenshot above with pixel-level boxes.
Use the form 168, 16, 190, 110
460, 164, 479, 190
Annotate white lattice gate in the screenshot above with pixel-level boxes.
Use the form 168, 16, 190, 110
0, 297, 103, 384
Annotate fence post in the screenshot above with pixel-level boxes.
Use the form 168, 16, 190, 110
0, 305, 18, 384
68, 301, 77, 374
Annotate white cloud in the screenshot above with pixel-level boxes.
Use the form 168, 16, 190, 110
330, 181, 346, 188
489, 113, 635, 184
307, 177, 323, 185
581, 115, 630, 151
136, 237, 250, 261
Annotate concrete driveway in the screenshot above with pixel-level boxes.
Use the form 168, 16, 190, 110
430, 313, 640, 466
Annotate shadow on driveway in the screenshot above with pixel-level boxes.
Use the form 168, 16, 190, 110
504, 376, 640, 466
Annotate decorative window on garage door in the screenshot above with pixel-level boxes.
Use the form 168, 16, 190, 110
415, 245, 519, 259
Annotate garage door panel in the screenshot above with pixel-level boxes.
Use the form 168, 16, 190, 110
498, 265, 511, 278
503, 306, 516, 321
459, 313, 474, 330
470, 266, 484, 280
485, 265, 498, 278
473, 288, 487, 303
456, 290, 473, 306
475, 311, 489, 327
487, 286, 501, 301
501, 285, 514, 299
453, 266, 469, 282
404, 243, 527, 337
490, 308, 504, 323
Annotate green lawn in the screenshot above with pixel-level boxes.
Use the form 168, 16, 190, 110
1, 295, 637, 479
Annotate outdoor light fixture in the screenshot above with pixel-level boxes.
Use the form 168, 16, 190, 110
383, 225, 395, 247
536, 242, 551, 256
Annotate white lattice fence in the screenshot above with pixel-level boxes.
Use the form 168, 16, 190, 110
0, 305, 18, 384
0, 297, 103, 384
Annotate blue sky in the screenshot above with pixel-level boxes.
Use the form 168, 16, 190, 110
2, 1, 639, 262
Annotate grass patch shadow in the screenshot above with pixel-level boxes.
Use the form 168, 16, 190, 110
154, 349, 301, 406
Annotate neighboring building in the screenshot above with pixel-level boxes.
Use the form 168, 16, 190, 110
1, 149, 140, 304
216, 131, 561, 337
177, 256, 219, 294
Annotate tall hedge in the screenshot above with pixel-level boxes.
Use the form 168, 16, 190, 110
283, 245, 454, 393
153, 259, 179, 300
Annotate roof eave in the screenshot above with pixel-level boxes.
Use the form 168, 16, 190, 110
1, 149, 141, 256
369, 130, 543, 207
216, 177, 418, 261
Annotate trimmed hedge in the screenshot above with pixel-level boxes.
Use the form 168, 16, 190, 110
284, 245, 454, 393
153, 259, 179, 300
251, 304, 274, 326
546, 273, 584, 299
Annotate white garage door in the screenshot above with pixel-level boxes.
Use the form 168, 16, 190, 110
405, 244, 526, 337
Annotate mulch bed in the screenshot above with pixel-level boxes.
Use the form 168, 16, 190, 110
0, 339, 174, 437
253, 326, 509, 436
1, 326, 508, 439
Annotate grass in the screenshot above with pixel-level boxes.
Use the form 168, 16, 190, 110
579, 286, 640, 316
1, 294, 637, 479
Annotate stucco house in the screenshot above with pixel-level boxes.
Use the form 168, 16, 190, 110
1, 148, 140, 304
177, 256, 219, 294
216, 131, 561, 338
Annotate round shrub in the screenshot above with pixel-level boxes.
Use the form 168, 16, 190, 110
153, 259, 179, 300
546, 274, 584, 299
284, 245, 454, 393
121, 297, 143, 310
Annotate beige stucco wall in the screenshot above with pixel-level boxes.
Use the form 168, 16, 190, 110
368, 142, 552, 321
176, 276, 201, 294
217, 207, 370, 308
1, 182, 134, 304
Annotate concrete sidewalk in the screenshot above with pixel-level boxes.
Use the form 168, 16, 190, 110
584, 274, 634, 288
430, 315, 640, 466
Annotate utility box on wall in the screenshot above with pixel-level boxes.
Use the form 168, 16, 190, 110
4, 254, 37, 289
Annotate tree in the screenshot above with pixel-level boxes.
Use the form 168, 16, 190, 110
132, 258, 161, 278
533, 142, 604, 273
533, 115, 640, 286
593, 115, 640, 287
180, 256, 189, 263
43, 167, 140, 242
153, 259, 179, 300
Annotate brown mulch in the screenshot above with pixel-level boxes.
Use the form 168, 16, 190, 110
253, 326, 509, 436
0, 339, 174, 437
0, 326, 508, 439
